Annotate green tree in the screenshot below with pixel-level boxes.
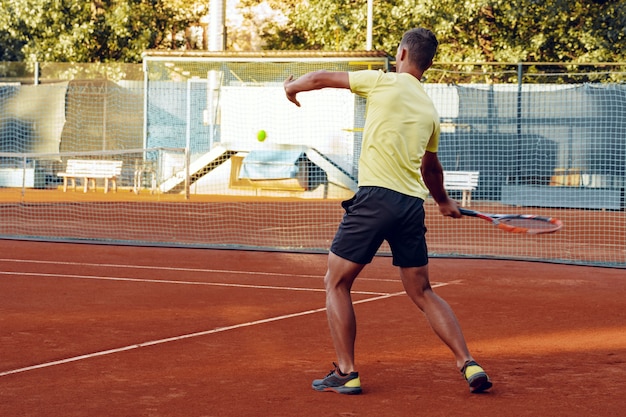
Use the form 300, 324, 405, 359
239, 0, 625, 63
0, 0, 204, 63
227, 0, 293, 50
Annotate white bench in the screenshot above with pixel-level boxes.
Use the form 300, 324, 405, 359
443, 171, 479, 207
57, 159, 123, 193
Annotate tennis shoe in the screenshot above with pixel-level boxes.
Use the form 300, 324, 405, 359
312, 363, 362, 395
461, 360, 492, 393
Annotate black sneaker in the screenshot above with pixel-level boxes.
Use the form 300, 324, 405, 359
312, 363, 362, 395
461, 360, 492, 393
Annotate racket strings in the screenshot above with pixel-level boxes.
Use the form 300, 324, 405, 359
498, 217, 560, 231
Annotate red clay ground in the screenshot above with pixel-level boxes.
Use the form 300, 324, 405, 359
0, 239, 624, 417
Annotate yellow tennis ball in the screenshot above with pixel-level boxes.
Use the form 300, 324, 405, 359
257, 130, 267, 142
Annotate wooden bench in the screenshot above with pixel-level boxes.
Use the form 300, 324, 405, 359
443, 171, 479, 207
57, 159, 123, 193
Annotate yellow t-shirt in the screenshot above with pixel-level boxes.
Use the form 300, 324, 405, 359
349, 70, 440, 199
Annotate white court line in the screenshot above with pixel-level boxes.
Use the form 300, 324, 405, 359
0, 291, 394, 377
0, 270, 387, 296
0, 258, 401, 283
0, 282, 451, 378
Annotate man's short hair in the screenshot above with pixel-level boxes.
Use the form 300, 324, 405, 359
401, 28, 439, 70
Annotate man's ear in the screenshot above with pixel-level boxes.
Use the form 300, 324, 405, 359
398, 47, 407, 61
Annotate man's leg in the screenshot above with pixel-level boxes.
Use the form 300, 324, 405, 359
399, 263, 492, 392
399, 263, 472, 368
324, 251, 366, 373
311, 252, 366, 394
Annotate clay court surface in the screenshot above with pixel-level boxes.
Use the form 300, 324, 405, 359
0, 239, 624, 417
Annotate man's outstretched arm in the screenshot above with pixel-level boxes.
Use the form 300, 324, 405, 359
284, 71, 350, 107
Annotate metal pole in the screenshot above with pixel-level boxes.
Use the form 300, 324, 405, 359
185, 80, 192, 199
516, 62, 523, 184
102, 82, 107, 151
366, 0, 373, 51
206, 0, 226, 151
21, 155, 26, 198
142, 60, 148, 152
208, 0, 226, 51
517, 62, 523, 137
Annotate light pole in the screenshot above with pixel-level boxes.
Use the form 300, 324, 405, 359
208, 0, 226, 51
366, 0, 373, 50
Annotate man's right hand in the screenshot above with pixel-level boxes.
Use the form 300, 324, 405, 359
438, 198, 462, 218
284, 75, 301, 107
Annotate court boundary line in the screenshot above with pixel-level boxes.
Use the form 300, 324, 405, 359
0, 270, 388, 296
0, 258, 403, 283
0, 282, 452, 378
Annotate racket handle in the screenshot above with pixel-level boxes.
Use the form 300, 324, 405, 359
459, 208, 478, 217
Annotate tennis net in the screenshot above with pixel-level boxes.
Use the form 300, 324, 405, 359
0, 59, 624, 268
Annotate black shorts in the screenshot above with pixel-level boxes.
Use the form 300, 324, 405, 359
330, 186, 428, 267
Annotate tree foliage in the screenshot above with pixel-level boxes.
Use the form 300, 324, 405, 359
226, 0, 291, 51
239, 0, 625, 63
0, 0, 204, 63
1, 0, 623, 64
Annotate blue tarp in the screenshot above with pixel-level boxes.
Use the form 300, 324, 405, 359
239, 150, 302, 180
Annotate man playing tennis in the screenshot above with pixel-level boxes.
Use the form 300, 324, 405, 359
284, 27, 492, 395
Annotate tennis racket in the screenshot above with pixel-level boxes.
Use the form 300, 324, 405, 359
459, 208, 563, 234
